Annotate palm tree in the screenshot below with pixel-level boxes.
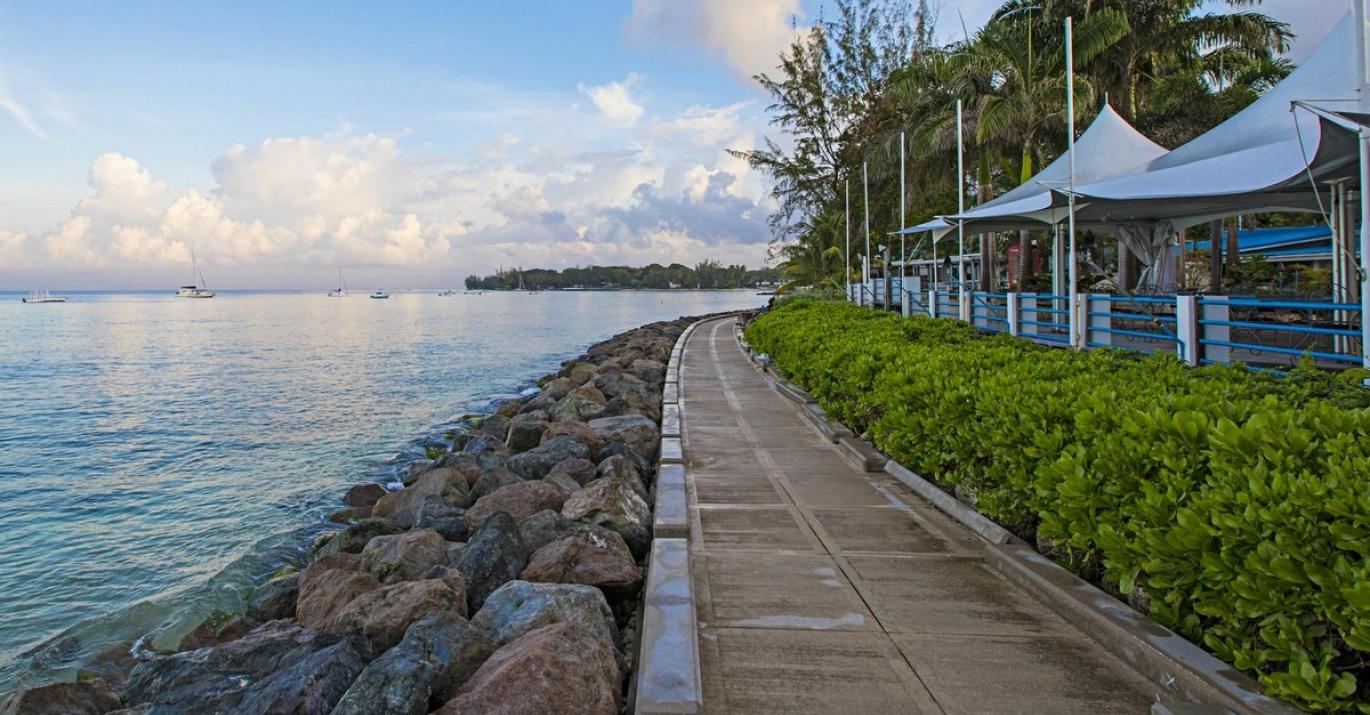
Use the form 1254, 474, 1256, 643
776, 209, 849, 293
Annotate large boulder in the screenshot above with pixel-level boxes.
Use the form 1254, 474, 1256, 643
628, 358, 667, 386
562, 477, 653, 558
506, 436, 590, 480
548, 393, 605, 423
479, 414, 511, 442
431, 452, 484, 486
120, 621, 371, 715
453, 512, 528, 613
600, 442, 652, 480
361, 529, 449, 585
332, 578, 467, 651
596, 455, 648, 501
541, 423, 605, 460
435, 623, 618, 715
516, 510, 628, 555
246, 573, 299, 622
0, 680, 121, 715
504, 416, 548, 452
542, 471, 581, 497
316, 518, 404, 557
330, 613, 495, 715
464, 467, 523, 507
343, 483, 387, 509
517, 390, 557, 415
372, 467, 469, 528
591, 370, 649, 402
462, 434, 505, 457
465, 481, 566, 532
587, 415, 660, 461
546, 457, 597, 487
470, 580, 618, 652
415, 496, 469, 541
296, 554, 380, 631
521, 533, 643, 592
539, 377, 575, 400
566, 363, 597, 387
177, 614, 258, 652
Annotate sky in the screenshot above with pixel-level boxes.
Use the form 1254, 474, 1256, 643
0, 0, 1350, 289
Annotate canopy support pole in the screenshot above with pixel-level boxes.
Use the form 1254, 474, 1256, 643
845, 178, 851, 302
1065, 17, 1080, 350
900, 131, 906, 307
1360, 134, 1369, 368
863, 161, 871, 307
956, 100, 967, 321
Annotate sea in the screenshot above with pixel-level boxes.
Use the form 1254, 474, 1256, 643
0, 288, 762, 690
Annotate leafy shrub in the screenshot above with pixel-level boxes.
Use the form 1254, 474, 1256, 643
746, 298, 1370, 712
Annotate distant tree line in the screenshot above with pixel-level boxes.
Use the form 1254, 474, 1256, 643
463, 260, 781, 291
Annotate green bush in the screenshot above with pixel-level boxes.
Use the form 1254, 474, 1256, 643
746, 299, 1370, 712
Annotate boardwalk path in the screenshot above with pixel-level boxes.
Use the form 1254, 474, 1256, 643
681, 317, 1160, 714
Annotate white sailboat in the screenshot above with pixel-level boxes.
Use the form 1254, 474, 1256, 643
328, 268, 349, 297
22, 289, 68, 304
176, 250, 215, 298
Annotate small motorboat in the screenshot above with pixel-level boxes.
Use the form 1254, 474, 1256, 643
370, 290, 390, 299
22, 290, 68, 303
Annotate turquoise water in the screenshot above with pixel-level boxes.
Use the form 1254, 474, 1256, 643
0, 289, 760, 689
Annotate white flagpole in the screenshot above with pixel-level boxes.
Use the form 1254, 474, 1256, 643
845, 178, 852, 302
1066, 17, 1080, 349
900, 131, 906, 303
956, 99, 966, 319
1358, 0, 1370, 366
863, 161, 871, 304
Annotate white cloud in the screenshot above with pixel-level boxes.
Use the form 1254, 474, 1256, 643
578, 74, 646, 126
626, 0, 804, 81
0, 69, 51, 142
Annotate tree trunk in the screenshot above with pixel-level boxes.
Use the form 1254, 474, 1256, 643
1209, 219, 1223, 291
1225, 217, 1241, 272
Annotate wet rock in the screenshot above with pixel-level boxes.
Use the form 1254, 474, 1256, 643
504, 416, 548, 452
247, 574, 299, 622
470, 580, 618, 652
327, 507, 370, 524
588, 415, 660, 461
505, 436, 591, 480
402, 460, 435, 486
0, 679, 121, 715
480, 414, 511, 442
521, 533, 642, 592
372, 467, 470, 528
330, 613, 494, 715
332, 578, 467, 651
362, 529, 449, 585
453, 512, 528, 613
120, 621, 372, 715
76, 644, 139, 692
476, 447, 511, 472
548, 393, 605, 423
296, 554, 381, 631
546, 457, 597, 487
464, 467, 523, 507
596, 455, 648, 500
415, 496, 469, 541
541, 423, 605, 460
495, 400, 524, 419
465, 481, 566, 532
517, 390, 557, 415
562, 477, 652, 558
343, 483, 387, 509
434, 623, 618, 715
316, 518, 405, 558
431, 451, 484, 486
462, 434, 505, 457
177, 614, 258, 652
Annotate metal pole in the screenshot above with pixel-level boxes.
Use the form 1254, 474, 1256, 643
1360, 135, 1369, 368
900, 131, 906, 303
845, 178, 851, 302
956, 99, 966, 318
863, 161, 871, 293
1066, 17, 1080, 349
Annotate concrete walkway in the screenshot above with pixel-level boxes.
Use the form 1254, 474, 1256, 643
681, 317, 1160, 715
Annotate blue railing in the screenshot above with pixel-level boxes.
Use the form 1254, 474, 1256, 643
1197, 296, 1362, 368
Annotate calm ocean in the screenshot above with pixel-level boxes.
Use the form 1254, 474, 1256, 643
0, 289, 761, 689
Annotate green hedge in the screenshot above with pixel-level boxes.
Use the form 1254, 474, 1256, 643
746, 299, 1370, 712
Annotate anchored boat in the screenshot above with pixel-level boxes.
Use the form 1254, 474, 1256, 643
22, 290, 68, 304
328, 268, 349, 297
370, 289, 390, 299
176, 250, 215, 298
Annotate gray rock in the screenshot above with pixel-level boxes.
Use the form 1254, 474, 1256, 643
0, 680, 121, 715
505, 436, 591, 480
246, 574, 299, 622
515, 509, 630, 555
562, 477, 653, 558
479, 414, 511, 442
475, 447, 510, 472
588, 415, 660, 461
330, 613, 495, 715
343, 483, 387, 509
505, 416, 548, 452
548, 393, 605, 423
316, 518, 404, 558
362, 529, 449, 585
120, 620, 372, 715
546, 457, 597, 487
372, 467, 469, 529
462, 434, 505, 456
628, 358, 667, 385
518, 390, 557, 415
401, 460, 434, 486
463, 467, 522, 507
415, 496, 469, 541
600, 441, 653, 479
596, 455, 648, 500
434, 622, 618, 715
543, 471, 581, 496
465, 481, 566, 532
470, 580, 619, 652
453, 512, 528, 613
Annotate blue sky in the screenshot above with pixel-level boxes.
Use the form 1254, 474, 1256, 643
0, 0, 1344, 288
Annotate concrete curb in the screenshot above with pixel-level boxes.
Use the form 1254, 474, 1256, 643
730, 322, 1295, 715
653, 464, 689, 539
634, 538, 702, 714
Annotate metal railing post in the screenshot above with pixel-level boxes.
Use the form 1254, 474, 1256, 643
1201, 296, 1231, 365
1007, 292, 1021, 336
929, 289, 939, 319
1176, 295, 1199, 366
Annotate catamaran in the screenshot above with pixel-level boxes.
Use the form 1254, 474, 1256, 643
328, 268, 349, 297
22, 289, 68, 304
176, 250, 215, 298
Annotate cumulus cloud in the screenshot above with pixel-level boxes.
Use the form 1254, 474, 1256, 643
578, 74, 646, 126
626, 0, 804, 80
0, 89, 775, 287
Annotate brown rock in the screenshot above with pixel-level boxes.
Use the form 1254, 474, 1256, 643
596, 455, 647, 500
177, 614, 259, 652
361, 529, 449, 585
343, 483, 387, 509
567, 363, 597, 387
372, 467, 469, 528
0, 680, 121, 715
571, 384, 606, 405
543, 471, 580, 496
296, 555, 381, 631
466, 481, 566, 532
521, 534, 642, 591
332, 578, 466, 650
562, 477, 652, 558
540, 423, 604, 460
435, 623, 618, 715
